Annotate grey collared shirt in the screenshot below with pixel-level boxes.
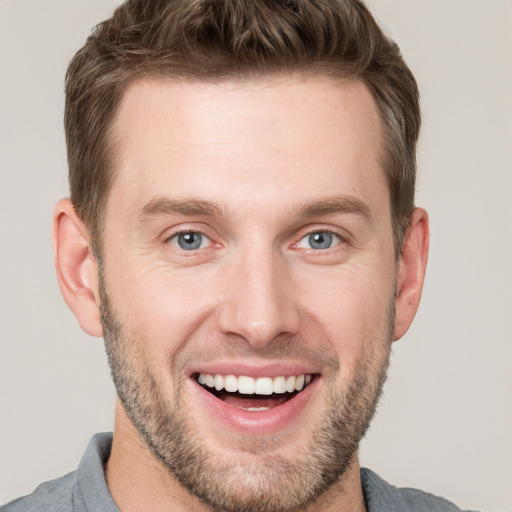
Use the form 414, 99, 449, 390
2, 432, 479, 512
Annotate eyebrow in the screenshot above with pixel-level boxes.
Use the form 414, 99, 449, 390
138, 197, 224, 223
296, 196, 374, 223
137, 194, 373, 224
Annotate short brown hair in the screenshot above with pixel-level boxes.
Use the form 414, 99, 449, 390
65, 0, 420, 256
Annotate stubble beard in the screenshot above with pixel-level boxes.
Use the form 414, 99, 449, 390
99, 275, 393, 512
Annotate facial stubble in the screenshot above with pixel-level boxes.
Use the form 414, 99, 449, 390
99, 272, 393, 512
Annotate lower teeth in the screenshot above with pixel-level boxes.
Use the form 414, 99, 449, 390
244, 407, 270, 412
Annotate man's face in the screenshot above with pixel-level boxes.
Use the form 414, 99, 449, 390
100, 77, 397, 511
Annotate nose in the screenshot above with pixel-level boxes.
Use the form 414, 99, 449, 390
217, 249, 300, 349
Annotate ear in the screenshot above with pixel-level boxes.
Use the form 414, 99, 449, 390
393, 207, 429, 341
52, 198, 103, 338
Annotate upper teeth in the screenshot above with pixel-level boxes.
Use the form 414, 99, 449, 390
197, 373, 312, 395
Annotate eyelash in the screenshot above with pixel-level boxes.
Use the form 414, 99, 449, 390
165, 228, 345, 254
166, 230, 213, 251
295, 230, 343, 251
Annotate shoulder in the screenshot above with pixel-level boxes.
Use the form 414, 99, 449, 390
2, 433, 117, 512
2, 472, 76, 512
361, 468, 481, 512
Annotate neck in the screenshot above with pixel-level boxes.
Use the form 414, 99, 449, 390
105, 400, 366, 512
106, 401, 210, 511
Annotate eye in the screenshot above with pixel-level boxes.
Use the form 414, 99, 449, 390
296, 231, 342, 250
168, 231, 211, 251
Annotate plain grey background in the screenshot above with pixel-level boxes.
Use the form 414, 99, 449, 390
0, 1, 511, 510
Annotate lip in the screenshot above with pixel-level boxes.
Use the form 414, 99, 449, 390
186, 361, 321, 379
187, 370, 320, 435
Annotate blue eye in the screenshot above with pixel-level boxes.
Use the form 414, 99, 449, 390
297, 231, 341, 250
169, 232, 209, 251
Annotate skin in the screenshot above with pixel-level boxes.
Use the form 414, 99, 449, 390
53, 76, 429, 511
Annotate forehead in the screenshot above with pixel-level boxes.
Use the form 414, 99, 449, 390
107, 76, 386, 222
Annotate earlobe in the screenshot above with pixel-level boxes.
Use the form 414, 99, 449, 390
393, 208, 429, 341
52, 198, 103, 338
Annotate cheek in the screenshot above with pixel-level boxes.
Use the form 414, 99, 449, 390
105, 261, 220, 360
297, 263, 395, 356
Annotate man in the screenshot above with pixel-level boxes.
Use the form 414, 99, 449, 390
3, 1, 479, 511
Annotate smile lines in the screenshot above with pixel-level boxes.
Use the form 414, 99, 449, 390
196, 373, 313, 395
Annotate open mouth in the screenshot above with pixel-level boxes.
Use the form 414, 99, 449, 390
194, 373, 315, 411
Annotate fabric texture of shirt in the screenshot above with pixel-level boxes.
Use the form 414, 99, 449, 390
2, 432, 480, 512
